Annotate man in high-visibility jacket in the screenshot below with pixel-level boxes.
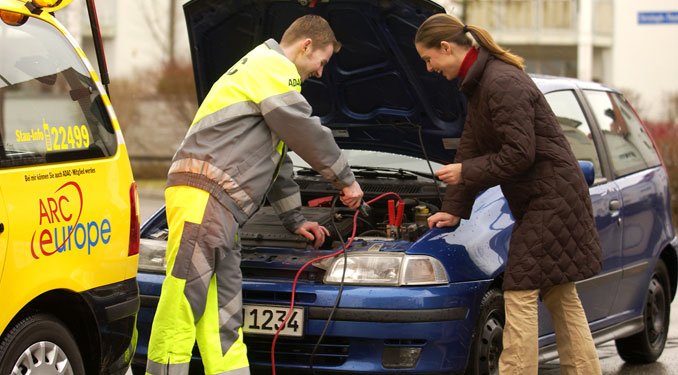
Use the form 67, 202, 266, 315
145, 15, 363, 375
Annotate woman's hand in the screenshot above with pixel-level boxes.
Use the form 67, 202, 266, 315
427, 212, 461, 229
435, 163, 463, 185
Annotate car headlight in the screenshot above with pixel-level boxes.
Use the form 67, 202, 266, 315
138, 238, 168, 273
323, 253, 448, 286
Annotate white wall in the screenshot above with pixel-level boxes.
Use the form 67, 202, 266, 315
107, 0, 191, 79
611, 1, 678, 121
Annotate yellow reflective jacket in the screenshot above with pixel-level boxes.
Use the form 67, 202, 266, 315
167, 39, 354, 230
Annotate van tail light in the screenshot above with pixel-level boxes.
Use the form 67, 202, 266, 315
129, 182, 140, 256
0, 10, 28, 26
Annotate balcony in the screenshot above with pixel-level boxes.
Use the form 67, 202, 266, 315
460, 0, 612, 47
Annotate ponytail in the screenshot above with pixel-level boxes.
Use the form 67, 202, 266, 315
415, 14, 525, 70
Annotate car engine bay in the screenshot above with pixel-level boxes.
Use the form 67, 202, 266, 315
241, 173, 443, 250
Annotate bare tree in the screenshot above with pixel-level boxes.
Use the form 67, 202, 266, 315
619, 88, 647, 119
665, 91, 678, 124
126, 0, 197, 127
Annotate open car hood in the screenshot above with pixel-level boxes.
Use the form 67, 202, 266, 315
184, 0, 466, 164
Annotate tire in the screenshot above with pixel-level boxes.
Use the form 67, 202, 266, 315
0, 313, 85, 375
466, 288, 504, 375
615, 259, 671, 363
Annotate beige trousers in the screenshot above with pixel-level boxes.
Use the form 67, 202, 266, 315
499, 282, 601, 375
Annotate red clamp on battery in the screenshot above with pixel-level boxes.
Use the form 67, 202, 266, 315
308, 195, 333, 207
388, 199, 396, 225
395, 200, 405, 226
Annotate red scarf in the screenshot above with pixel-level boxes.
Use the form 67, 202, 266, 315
458, 47, 479, 79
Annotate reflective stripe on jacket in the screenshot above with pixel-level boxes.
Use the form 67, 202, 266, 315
167, 39, 354, 229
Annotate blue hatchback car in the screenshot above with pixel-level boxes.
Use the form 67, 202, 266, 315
133, 0, 678, 374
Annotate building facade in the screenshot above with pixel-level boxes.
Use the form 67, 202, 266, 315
440, 0, 677, 121
59, 0, 676, 121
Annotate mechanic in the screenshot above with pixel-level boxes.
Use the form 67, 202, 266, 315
145, 15, 364, 375
415, 13, 602, 375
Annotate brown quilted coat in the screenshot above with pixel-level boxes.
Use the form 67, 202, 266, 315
442, 48, 602, 291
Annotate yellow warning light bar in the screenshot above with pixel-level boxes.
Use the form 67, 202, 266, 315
0, 10, 27, 26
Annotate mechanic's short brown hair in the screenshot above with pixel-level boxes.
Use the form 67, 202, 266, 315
281, 15, 341, 53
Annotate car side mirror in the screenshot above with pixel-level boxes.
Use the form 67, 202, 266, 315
578, 160, 595, 187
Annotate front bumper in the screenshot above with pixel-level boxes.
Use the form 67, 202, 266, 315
134, 272, 488, 374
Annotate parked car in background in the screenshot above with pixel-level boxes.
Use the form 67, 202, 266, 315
133, 0, 677, 374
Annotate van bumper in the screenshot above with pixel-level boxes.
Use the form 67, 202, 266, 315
83, 278, 140, 375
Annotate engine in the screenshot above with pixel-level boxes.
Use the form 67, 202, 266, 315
240, 176, 442, 250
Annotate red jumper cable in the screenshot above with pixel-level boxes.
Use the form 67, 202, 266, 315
270, 192, 403, 375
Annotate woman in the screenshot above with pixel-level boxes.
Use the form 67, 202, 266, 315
415, 13, 602, 374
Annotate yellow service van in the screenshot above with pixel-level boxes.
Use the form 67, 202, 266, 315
0, 1, 139, 374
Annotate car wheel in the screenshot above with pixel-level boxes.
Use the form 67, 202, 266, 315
466, 288, 504, 375
0, 313, 85, 375
615, 259, 671, 363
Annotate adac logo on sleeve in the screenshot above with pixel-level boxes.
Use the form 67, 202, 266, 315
30, 181, 112, 259
288, 78, 301, 87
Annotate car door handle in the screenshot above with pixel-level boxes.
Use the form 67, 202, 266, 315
609, 199, 621, 211
0, 223, 4, 233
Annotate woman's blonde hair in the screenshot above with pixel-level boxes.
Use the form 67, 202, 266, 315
415, 13, 524, 70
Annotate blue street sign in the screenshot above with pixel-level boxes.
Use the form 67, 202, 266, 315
638, 11, 678, 24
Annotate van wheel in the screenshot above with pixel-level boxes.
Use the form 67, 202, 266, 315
0, 313, 85, 375
615, 259, 670, 363
466, 288, 504, 375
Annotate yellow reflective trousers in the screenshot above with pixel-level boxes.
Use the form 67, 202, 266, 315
146, 186, 249, 375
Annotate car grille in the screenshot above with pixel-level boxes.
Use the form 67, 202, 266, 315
243, 267, 325, 282
245, 335, 350, 367
243, 290, 317, 304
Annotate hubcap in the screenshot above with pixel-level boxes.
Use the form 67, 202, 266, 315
480, 315, 503, 375
646, 278, 666, 346
11, 341, 73, 375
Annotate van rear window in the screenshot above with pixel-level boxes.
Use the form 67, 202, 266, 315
0, 14, 117, 168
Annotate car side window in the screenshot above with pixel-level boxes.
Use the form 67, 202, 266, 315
544, 90, 603, 181
0, 16, 117, 168
583, 90, 660, 177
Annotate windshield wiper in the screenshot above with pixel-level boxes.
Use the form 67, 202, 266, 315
295, 165, 434, 180
294, 165, 319, 176
351, 165, 429, 180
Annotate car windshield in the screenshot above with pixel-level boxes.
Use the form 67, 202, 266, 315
0, 14, 117, 168
289, 150, 443, 177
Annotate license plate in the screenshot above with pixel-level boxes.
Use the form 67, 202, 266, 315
242, 304, 304, 337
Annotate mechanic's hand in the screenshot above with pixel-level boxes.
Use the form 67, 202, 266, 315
435, 163, 463, 185
427, 212, 461, 229
340, 181, 363, 209
295, 221, 330, 249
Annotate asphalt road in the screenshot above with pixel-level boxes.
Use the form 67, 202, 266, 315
135, 187, 678, 375
540, 298, 678, 374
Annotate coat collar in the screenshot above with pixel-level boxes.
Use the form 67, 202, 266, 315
264, 38, 286, 56
460, 47, 491, 98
